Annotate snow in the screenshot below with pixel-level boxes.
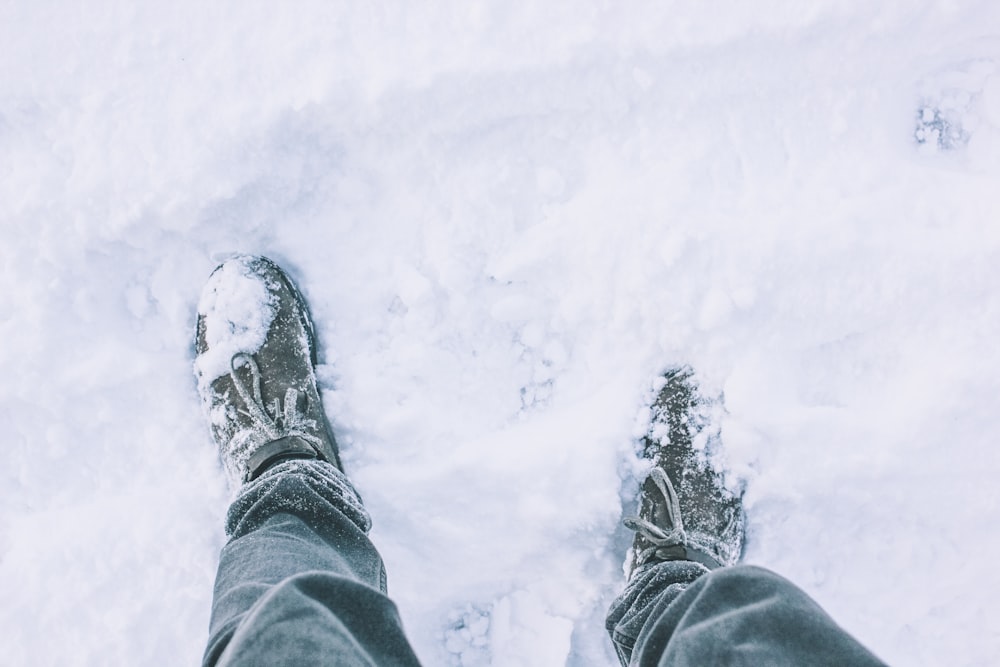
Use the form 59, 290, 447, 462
2, 1, 1000, 665
193, 255, 277, 390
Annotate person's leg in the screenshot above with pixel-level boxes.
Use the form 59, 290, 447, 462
607, 562, 886, 666
204, 459, 421, 666
605, 560, 709, 664
194, 256, 421, 666
606, 368, 885, 665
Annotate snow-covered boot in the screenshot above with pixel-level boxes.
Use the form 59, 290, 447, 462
194, 255, 342, 486
624, 367, 744, 576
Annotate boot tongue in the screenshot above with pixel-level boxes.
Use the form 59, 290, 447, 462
642, 475, 686, 558
641, 474, 675, 531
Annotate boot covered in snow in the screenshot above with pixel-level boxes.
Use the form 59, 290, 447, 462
625, 367, 744, 575
194, 255, 342, 486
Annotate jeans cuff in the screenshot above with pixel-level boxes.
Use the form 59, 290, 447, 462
226, 459, 372, 538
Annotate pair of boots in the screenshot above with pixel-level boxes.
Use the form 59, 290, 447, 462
194, 256, 744, 588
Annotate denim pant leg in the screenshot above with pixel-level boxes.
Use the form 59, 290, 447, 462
607, 564, 887, 666
203, 459, 423, 667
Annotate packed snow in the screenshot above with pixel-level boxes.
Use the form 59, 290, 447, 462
194, 257, 277, 391
2, 2, 1000, 665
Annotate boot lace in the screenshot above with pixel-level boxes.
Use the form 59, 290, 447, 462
623, 467, 688, 568
229, 352, 325, 450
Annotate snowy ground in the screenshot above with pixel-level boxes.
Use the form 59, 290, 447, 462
3, 2, 1000, 665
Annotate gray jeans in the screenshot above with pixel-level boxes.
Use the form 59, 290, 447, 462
606, 561, 887, 666
204, 460, 886, 666
203, 459, 421, 666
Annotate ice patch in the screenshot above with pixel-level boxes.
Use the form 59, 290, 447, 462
193, 257, 277, 390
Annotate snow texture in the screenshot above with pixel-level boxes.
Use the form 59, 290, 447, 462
2, 2, 1000, 666
193, 255, 277, 391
